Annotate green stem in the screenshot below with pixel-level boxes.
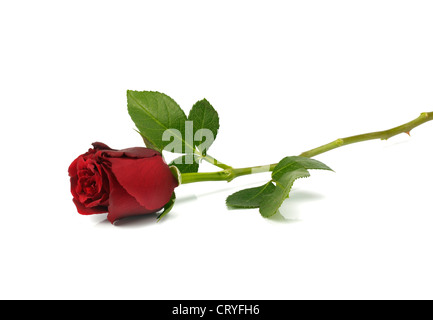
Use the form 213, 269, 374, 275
196, 151, 232, 170
180, 112, 432, 184
299, 112, 432, 158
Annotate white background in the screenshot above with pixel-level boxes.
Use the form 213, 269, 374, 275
1, 0, 433, 300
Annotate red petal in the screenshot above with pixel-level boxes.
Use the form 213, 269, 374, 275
108, 156, 177, 211
105, 173, 156, 223
99, 147, 160, 159
68, 156, 79, 178
73, 198, 107, 215
121, 147, 160, 158
92, 142, 112, 151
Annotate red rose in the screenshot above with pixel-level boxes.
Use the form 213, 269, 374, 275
68, 142, 178, 223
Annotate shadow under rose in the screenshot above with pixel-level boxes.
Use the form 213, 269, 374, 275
95, 211, 177, 228
93, 182, 324, 227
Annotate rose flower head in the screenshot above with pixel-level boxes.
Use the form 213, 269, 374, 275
68, 142, 178, 223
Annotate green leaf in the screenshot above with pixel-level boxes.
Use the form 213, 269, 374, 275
257, 156, 333, 218
226, 181, 276, 208
272, 156, 333, 180
188, 99, 220, 155
157, 193, 176, 222
225, 156, 333, 218
169, 155, 200, 174
259, 169, 311, 218
127, 90, 193, 153
135, 129, 162, 152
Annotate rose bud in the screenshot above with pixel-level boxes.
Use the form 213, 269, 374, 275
68, 142, 178, 223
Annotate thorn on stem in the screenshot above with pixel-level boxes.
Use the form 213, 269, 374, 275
405, 131, 411, 136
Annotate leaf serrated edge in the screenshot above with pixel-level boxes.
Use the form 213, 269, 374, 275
226, 181, 275, 209
127, 90, 192, 153
188, 98, 220, 153
259, 169, 311, 218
